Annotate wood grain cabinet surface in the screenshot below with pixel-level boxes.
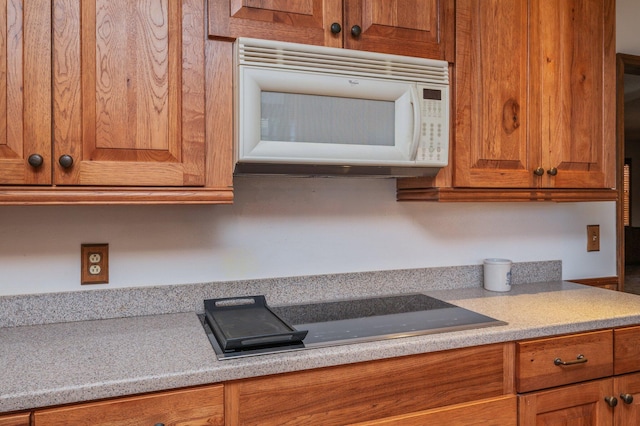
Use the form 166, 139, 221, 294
516, 329, 614, 393
397, 0, 616, 202
0, 413, 30, 426
32, 384, 224, 426
613, 373, 640, 425
614, 325, 640, 375
0, 0, 234, 205
348, 395, 517, 426
0, 0, 51, 186
517, 326, 640, 425
612, 327, 640, 423
208, 0, 454, 61
519, 378, 615, 426
224, 343, 515, 426
519, 374, 640, 425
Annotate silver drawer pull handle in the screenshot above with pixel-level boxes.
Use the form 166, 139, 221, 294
554, 354, 588, 366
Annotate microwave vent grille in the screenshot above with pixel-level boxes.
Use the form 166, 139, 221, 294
237, 38, 448, 86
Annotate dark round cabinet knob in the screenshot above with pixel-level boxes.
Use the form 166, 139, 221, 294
605, 396, 618, 407
533, 167, 545, 176
547, 167, 558, 176
28, 154, 44, 168
154, 424, 165, 426
330, 22, 342, 34
621, 393, 634, 404
351, 25, 362, 37
58, 154, 74, 169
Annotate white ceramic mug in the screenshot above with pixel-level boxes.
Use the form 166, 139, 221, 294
483, 258, 512, 292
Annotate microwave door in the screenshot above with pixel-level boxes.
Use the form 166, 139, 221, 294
238, 67, 418, 166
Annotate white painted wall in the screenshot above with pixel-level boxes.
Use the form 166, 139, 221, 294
3, 1, 637, 296
0, 177, 616, 295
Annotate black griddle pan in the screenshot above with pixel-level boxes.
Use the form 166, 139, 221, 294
204, 295, 308, 351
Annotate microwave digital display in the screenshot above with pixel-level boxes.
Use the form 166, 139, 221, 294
423, 88, 441, 101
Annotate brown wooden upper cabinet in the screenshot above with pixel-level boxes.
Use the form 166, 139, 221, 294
0, 0, 51, 186
457, 0, 615, 189
0, 0, 233, 204
208, 0, 454, 61
398, 0, 616, 202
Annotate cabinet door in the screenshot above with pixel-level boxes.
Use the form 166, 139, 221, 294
453, 0, 532, 188
52, 0, 205, 187
343, 0, 454, 61
208, 0, 342, 47
33, 384, 224, 426
614, 373, 640, 426
0, 413, 30, 426
519, 379, 614, 426
0, 0, 51, 185
530, 0, 616, 189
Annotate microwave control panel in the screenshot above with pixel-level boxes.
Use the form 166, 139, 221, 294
416, 85, 449, 165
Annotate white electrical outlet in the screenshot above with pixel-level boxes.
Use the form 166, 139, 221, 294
81, 244, 109, 284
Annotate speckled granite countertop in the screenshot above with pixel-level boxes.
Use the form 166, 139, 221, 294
3, 280, 640, 413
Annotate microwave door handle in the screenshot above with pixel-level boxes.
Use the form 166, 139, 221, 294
410, 86, 421, 161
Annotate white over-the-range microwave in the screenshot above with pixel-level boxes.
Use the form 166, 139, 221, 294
234, 38, 450, 177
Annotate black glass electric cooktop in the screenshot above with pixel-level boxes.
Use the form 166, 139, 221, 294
200, 293, 506, 360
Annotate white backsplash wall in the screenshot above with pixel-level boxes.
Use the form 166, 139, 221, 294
0, 177, 616, 296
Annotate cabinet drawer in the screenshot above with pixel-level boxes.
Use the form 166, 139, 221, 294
226, 343, 514, 426
347, 395, 517, 426
0, 413, 30, 426
33, 384, 223, 426
615, 325, 640, 375
516, 330, 613, 393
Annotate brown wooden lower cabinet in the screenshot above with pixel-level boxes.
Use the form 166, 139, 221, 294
518, 374, 640, 426
224, 343, 515, 426
32, 384, 224, 426
568, 276, 620, 291
614, 373, 640, 425
519, 379, 614, 425
516, 326, 640, 425
0, 413, 30, 426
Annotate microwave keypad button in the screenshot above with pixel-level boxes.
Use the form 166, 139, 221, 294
423, 100, 441, 118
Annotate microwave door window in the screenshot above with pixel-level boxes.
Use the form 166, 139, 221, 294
260, 92, 394, 147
